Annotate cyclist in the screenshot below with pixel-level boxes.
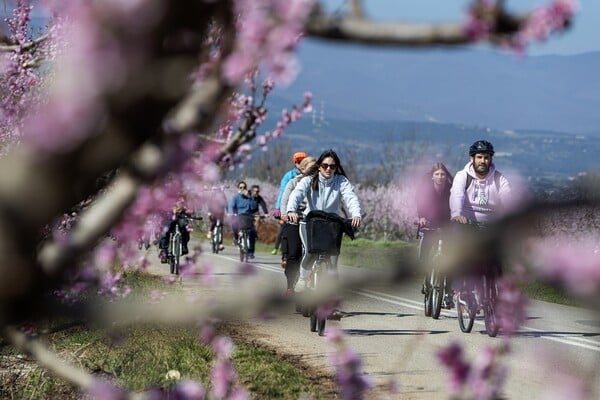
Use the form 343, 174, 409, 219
286, 149, 361, 298
416, 162, 454, 308
271, 151, 308, 254
250, 185, 269, 215
449, 140, 512, 282
279, 156, 316, 297
208, 187, 228, 251
228, 181, 259, 259
158, 206, 193, 262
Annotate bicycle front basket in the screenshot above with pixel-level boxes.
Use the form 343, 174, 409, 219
306, 217, 344, 255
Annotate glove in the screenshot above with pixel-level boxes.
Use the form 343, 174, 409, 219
272, 209, 281, 219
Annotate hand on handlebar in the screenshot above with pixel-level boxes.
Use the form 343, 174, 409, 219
287, 211, 299, 223
452, 216, 468, 224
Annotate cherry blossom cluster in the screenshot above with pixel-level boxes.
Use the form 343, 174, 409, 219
223, 0, 316, 85
325, 326, 373, 400
437, 341, 508, 400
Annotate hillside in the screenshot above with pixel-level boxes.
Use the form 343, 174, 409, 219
274, 40, 600, 136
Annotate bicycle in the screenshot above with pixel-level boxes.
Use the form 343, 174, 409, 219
455, 221, 500, 337
418, 226, 447, 319
168, 223, 182, 275
211, 218, 223, 254
236, 215, 255, 263
302, 211, 353, 337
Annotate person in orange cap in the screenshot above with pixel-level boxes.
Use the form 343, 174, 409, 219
271, 151, 307, 254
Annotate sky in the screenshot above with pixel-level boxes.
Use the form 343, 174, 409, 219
1, 1, 596, 55
320, 0, 598, 56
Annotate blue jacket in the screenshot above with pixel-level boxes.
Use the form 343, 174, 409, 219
275, 167, 299, 210
228, 193, 259, 216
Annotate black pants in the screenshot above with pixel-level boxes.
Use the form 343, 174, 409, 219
281, 223, 302, 290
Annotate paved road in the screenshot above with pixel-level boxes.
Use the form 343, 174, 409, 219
147, 241, 600, 400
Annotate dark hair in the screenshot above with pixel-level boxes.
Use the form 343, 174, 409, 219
250, 185, 260, 191
304, 149, 348, 191
237, 181, 247, 188
469, 140, 495, 156
428, 163, 453, 186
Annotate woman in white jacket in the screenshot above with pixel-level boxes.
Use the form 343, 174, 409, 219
286, 149, 362, 293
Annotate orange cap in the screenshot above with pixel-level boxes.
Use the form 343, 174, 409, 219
292, 152, 307, 163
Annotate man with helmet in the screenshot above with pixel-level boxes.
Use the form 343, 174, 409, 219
270, 151, 308, 254
446, 140, 511, 309
450, 140, 511, 225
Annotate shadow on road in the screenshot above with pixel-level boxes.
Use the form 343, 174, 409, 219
511, 330, 600, 338
344, 329, 450, 336
341, 311, 410, 318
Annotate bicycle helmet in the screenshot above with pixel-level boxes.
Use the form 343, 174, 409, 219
469, 140, 495, 156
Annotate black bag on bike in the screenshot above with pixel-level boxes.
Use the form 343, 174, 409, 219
306, 215, 344, 255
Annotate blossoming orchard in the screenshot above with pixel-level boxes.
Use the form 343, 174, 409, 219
1, 1, 597, 399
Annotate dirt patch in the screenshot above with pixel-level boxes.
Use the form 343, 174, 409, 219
222, 320, 339, 399
256, 219, 280, 244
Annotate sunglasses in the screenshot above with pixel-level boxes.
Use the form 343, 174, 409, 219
320, 163, 337, 170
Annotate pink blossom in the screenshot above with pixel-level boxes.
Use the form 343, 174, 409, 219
173, 380, 206, 400
437, 342, 471, 394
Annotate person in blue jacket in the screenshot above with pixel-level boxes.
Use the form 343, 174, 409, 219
271, 151, 307, 254
228, 181, 259, 259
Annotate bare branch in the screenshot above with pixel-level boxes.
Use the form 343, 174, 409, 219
0, 33, 49, 53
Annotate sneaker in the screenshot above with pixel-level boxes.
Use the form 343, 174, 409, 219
294, 276, 308, 293
443, 294, 455, 309
219, 244, 225, 251
248, 253, 255, 260
271, 249, 278, 255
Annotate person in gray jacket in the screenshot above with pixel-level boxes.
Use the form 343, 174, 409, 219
286, 149, 362, 293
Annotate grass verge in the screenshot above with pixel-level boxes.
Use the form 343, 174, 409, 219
0, 271, 335, 400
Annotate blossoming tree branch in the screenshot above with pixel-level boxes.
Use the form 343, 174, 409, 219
1, 0, 595, 399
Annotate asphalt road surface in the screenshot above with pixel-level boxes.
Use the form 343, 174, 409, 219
147, 240, 600, 400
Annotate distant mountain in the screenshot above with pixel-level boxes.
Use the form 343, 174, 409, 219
265, 116, 599, 188
273, 40, 600, 135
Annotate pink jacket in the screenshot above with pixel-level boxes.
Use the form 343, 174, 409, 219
449, 162, 511, 223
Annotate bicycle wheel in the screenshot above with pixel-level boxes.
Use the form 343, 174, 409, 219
239, 232, 245, 262
423, 273, 432, 317
214, 226, 222, 254
457, 292, 476, 333
431, 272, 443, 319
211, 232, 218, 254
484, 276, 499, 337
